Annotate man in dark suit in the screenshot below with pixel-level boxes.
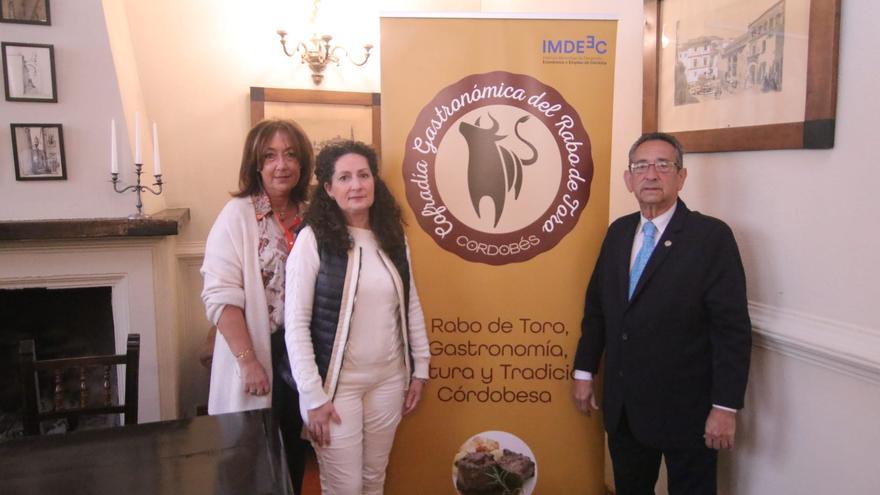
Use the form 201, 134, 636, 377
572, 132, 751, 494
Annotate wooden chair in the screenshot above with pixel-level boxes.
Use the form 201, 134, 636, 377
19, 333, 140, 436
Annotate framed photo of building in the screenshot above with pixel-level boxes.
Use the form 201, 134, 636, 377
249, 87, 380, 155
2, 42, 57, 102
0, 0, 50, 25
642, 0, 840, 152
10, 124, 67, 181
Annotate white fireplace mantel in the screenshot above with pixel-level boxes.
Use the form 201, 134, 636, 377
0, 210, 190, 422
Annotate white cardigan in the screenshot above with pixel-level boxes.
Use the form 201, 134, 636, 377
201, 197, 273, 414
284, 226, 431, 414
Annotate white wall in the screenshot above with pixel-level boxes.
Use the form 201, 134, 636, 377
724, 345, 880, 494
0, 0, 179, 419
681, 2, 880, 493
0, 0, 158, 219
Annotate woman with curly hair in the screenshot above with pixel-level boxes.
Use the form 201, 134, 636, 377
201, 119, 312, 492
284, 140, 430, 494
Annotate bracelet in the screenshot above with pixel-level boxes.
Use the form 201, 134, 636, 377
412, 377, 428, 384
234, 348, 253, 360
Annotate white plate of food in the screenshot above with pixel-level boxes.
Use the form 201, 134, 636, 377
452, 430, 538, 495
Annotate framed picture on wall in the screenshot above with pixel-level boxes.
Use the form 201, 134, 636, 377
2, 42, 57, 102
10, 124, 67, 181
249, 87, 381, 155
0, 0, 51, 26
642, 0, 840, 152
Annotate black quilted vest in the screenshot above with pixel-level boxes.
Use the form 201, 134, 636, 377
310, 244, 411, 389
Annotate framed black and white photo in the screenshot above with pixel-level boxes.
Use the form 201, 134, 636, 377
0, 0, 50, 25
643, 0, 840, 152
2, 42, 57, 102
10, 124, 67, 181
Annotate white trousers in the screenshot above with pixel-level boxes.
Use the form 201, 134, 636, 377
315, 361, 407, 495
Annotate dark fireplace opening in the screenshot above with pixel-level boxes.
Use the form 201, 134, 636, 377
0, 286, 116, 439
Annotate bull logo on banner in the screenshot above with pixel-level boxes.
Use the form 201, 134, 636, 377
403, 71, 594, 265
459, 113, 538, 228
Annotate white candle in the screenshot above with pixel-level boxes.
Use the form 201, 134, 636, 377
111, 119, 118, 174
134, 111, 142, 164
152, 122, 161, 176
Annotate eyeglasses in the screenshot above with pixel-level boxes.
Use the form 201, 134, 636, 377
628, 159, 680, 175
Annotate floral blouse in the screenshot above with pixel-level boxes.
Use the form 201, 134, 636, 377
252, 192, 303, 333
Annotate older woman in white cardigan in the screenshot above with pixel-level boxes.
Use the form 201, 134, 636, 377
201, 119, 313, 493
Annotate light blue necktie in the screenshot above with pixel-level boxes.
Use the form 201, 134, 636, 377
629, 221, 657, 299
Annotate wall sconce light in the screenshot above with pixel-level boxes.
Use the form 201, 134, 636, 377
277, 30, 373, 85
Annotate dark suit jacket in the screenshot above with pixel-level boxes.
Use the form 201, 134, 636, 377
574, 199, 751, 449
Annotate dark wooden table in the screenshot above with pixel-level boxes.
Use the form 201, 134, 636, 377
0, 409, 293, 495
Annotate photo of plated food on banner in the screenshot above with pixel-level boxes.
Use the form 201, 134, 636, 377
452, 431, 537, 495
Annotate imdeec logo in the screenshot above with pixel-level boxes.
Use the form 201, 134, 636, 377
402, 71, 593, 265
542, 35, 608, 55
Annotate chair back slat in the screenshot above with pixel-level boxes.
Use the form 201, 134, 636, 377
18, 340, 40, 436
53, 370, 63, 411
103, 366, 112, 407
124, 334, 140, 425
18, 333, 141, 436
33, 354, 127, 369
79, 367, 89, 408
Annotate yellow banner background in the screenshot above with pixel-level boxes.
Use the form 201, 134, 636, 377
381, 16, 617, 494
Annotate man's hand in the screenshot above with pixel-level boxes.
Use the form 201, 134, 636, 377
704, 407, 736, 450
573, 379, 600, 416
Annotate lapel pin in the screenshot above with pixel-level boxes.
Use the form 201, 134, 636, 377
664, 240, 672, 247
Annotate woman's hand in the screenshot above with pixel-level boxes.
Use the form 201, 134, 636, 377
403, 377, 426, 416
307, 401, 341, 447
237, 353, 270, 396
216, 306, 269, 397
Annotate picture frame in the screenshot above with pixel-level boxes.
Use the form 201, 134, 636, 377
250, 87, 381, 154
0, 0, 50, 25
2, 42, 57, 102
642, 0, 840, 152
10, 123, 67, 181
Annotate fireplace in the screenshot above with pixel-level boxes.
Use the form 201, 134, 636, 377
1, 287, 117, 437
0, 210, 191, 427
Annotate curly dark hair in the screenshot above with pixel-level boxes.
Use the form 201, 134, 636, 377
305, 140, 406, 257
233, 119, 314, 203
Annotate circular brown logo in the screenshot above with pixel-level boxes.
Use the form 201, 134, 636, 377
403, 71, 593, 265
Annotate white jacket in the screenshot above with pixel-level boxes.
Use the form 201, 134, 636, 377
201, 197, 273, 414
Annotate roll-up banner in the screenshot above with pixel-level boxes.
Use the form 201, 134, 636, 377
381, 14, 617, 494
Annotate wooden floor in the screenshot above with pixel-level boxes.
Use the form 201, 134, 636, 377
301, 449, 321, 494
